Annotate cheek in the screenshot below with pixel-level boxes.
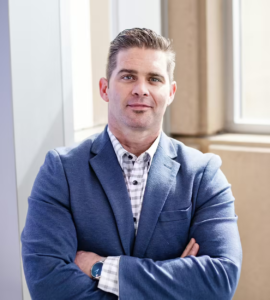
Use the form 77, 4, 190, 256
155, 95, 169, 110
152, 87, 170, 107
108, 87, 129, 106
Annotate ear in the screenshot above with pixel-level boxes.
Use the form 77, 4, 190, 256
99, 78, 109, 102
167, 81, 177, 106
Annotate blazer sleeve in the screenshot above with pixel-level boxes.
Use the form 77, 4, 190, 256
21, 150, 117, 300
118, 154, 242, 300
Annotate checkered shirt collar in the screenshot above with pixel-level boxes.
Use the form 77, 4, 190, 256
107, 126, 160, 171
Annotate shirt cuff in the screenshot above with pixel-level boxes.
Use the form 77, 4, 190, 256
98, 256, 120, 296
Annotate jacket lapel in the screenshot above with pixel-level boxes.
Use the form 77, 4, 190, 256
133, 133, 180, 258
89, 128, 135, 255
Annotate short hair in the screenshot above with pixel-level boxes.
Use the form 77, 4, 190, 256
106, 28, 175, 83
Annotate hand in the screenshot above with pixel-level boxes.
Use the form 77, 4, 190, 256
180, 238, 199, 258
74, 251, 104, 277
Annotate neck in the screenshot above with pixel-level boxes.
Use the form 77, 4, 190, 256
108, 123, 161, 157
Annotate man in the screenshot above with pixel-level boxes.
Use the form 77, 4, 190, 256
22, 28, 242, 300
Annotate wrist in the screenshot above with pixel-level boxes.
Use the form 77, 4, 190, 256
90, 258, 106, 280
74, 251, 105, 278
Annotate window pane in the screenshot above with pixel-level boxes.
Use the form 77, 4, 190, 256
70, 0, 93, 131
241, 0, 270, 121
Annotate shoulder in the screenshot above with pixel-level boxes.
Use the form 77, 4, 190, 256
38, 132, 106, 179
50, 132, 101, 162
168, 136, 222, 172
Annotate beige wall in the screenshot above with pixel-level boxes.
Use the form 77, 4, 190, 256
175, 135, 270, 300
168, 0, 224, 135
210, 144, 270, 300
168, 0, 200, 134
169, 1, 270, 296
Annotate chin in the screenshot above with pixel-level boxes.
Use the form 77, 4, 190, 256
122, 115, 158, 130
126, 120, 151, 130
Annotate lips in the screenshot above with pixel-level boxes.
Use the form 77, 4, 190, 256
127, 104, 152, 108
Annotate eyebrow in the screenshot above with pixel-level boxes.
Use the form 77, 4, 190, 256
117, 69, 138, 75
117, 69, 165, 81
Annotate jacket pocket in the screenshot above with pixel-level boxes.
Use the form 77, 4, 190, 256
159, 204, 192, 222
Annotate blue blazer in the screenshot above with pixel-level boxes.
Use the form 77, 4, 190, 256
22, 127, 242, 300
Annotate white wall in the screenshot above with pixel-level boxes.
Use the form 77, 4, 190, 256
0, 1, 23, 299
9, 0, 65, 236
0, 1, 165, 299
7, 0, 67, 299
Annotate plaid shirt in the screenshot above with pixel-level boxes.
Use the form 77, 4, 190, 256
98, 127, 160, 296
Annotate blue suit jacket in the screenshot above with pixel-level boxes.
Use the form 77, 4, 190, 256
22, 127, 242, 300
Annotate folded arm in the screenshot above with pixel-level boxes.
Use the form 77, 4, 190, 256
79, 155, 242, 300
22, 150, 242, 300
21, 150, 117, 300
117, 155, 242, 300
75, 238, 199, 296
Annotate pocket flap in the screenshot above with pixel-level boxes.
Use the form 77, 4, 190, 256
159, 205, 192, 222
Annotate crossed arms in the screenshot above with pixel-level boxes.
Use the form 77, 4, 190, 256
21, 150, 242, 300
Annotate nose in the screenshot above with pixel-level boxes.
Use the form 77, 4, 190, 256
131, 80, 149, 97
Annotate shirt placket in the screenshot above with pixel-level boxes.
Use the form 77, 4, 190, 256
133, 155, 148, 230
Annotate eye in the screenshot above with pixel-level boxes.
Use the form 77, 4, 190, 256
149, 77, 161, 83
122, 75, 134, 80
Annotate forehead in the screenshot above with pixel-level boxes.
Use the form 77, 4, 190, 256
115, 47, 168, 74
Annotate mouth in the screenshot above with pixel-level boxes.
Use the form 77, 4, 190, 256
127, 104, 152, 110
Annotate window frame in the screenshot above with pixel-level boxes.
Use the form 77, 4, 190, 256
224, 0, 270, 134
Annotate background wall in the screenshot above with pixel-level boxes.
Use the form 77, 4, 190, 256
4, 1, 66, 299
169, 0, 270, 299
0, 1, 164, 299
1, 0, 269, 299
0, 1, 22, 299
210, 144, 270, 300
177, 134, 270, 300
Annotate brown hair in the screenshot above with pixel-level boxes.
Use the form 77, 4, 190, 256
106, 28, 175, 84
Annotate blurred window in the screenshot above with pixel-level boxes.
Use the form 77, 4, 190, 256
227, 0, 270, 133
61, 0, 110, 144
240, 0, 270, 121
70, 0, 94, 132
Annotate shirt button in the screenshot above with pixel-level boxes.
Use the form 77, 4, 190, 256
128, 155, 133, 159
132, 180, 138, 185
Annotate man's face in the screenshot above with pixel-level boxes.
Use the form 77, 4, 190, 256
100, 47, 176, 133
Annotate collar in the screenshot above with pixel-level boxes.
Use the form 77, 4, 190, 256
107, 126, 161, 171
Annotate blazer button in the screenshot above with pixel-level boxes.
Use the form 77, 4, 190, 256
132, 180, 138, 185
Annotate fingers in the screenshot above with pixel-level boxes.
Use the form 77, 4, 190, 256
189, 242, 199, 257
180, 238, 196, 258
180, 238, 199, 258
